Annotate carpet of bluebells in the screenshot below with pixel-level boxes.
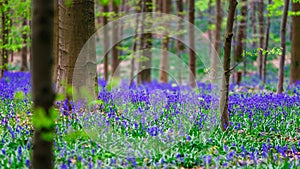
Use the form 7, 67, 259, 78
0, 71, 300, 168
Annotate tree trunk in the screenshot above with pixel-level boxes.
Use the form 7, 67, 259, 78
234, 0, 248, 84
103, 4, 110, 81
189, 0, 196, 87
251, 0, 257, 49
290, 0, 300, 84
212, 0, 222, 79
176, 0, 184, 84
262, 0, 272, 84
219, 0, 237, 131
31, 0, 55, 168
52, 0, 59, 85
57, 0, 96, 99
257, 0, 264, 79
137, 0, 153, 84
21, 18, 28, 71
111, 1, 120, 77
277, 0, 289, 94
1, 0, 9, 77
234, 0, 247, 64
159, 0, 172, 83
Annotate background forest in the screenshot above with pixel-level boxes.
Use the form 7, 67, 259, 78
0, 0, 300, 168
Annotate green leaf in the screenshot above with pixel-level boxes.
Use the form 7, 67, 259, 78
99, 0, 110, 6
14, 91, 25, 101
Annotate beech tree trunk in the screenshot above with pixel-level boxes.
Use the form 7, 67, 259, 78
251, 0, 257, 49
212, 0, 222, 79
21, 18, 28, 71
31, 0, 55, 168
111, 1, 120, 77
176, 0, 184, 84
159, 0, 172, 83
103, 4, 109, 81
290, 0, 300, 84
257, 0, 264, 79
57, 0, 96, 99
262, 0, 272, 84
137, 0, 153, 84
189, 0, 196, 87
277, 0, 289, 94
234, 0, 248, 84
220, 0, 237, 131
52, 0, 59, 83
1, 0, 9, 77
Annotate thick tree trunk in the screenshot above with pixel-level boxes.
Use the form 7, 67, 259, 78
277, 0, 289, 94
103, 4, 109, 81
290, 1, 300, 84
219, 0, 237, 131
21, 19, 28, 71
57, 0, 96, 99
52, 0, 59, 85
159, 0, 172, 83
176, 0, 184, 84
111, 1, 120, 77
189, 0, 196, 87
262, 0, 272, 84
31, 0, 55, 168
137, 0, 153, 84
212, 0, 222, 79
257, 0, 264, 79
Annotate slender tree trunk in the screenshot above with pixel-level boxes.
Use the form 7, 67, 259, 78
111, 1, 120, 77
251, 0, 257, 49
130, 1, 142, 84
234, 0, 248, 85
189, 0, 196, 87
103, 4, 110, 81
277, 0, 289, 94
1, 0, 9, 77
57, 0, 96, 99
257, 0, 264, 79
290, 0, 300, 84
31, 0, 55, 168
138, 0, 153, 84
176, 0, 184, 84
231, 10, 238, 84
21, 19, 28, 71
212, 0, 222, 79
262, 0, 272, 84
220, 0, 237, 131
159, 0, 172, 83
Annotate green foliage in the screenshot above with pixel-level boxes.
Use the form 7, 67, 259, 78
32, 107, 58, 130
99, 0, 110, 6
106, 77, 120, 91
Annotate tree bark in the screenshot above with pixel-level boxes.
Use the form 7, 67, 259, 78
1, 0, 9, 77
57, 0, 96, 99
176, 0, 184, 84
212, 0, 223, 79
159, 0, 172, 83
277, 0, 289, 94
137, 0, 153, 84
262, 0, 272, 84
21, 18, 28, 71
103, 4, 109, 81
189, 0, 196, 87
31, 0, 55, 168
290, 0, 300, 84
220, 0, 237, 131
257, 0, 264, 79
251, 0, 257, 49
52, 0, 59, 83
111, 1, 120, 77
